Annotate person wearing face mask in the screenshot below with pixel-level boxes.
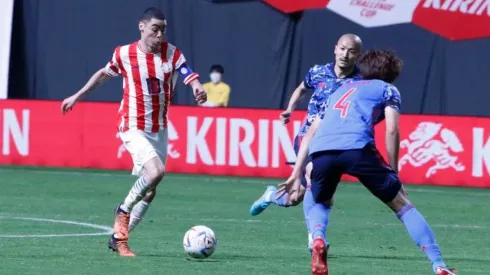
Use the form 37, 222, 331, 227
202, 64, 231, 107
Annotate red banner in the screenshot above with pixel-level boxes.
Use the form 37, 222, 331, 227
264, 0, 330, 13
412, 0, 490, 41
263, 0, 490, 41
0, 100, 489, 188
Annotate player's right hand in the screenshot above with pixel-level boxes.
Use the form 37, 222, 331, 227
279, 110, 292, 125
61, 95, 78, 114
276, 175, 301, 203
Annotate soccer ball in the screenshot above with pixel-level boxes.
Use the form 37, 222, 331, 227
183, 225, 217, 259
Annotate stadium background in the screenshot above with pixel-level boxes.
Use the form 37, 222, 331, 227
1, 1, 490, 274
8, 0, 490, 114
3, 0, 490, 187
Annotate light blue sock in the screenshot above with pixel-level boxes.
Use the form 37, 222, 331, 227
269, 193, 292, 207
308, 203, 331, 240
303, 187, 314, 234
397, 204, 447, 272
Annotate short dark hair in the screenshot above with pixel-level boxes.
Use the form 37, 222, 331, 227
358, 50, 403, 83
210, 64, 224, 74
140, 7, 166, 22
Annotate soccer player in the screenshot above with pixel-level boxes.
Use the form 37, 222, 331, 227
61, 7, 207, 257
277, 50, 456, 275
249, 34, 362, 251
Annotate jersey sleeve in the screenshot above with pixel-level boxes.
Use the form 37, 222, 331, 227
174, 48, 200, 85
382, 84, 402, 112
304, 65, 323, 89
104, 47, 122, 77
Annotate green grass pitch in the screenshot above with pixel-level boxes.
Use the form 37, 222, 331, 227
0, 166, 489, 274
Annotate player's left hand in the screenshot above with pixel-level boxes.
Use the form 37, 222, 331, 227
276, 175, 302, 203
194, 89, 207, 105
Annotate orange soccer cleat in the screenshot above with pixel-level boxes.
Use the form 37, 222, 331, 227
109, 205, 135, 257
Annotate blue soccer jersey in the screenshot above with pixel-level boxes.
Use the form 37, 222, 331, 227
309, 79, 401, 154
297, 63, 361, 137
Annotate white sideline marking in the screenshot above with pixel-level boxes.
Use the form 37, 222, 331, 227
0, 167, 489, 197
0, 216, 113, 238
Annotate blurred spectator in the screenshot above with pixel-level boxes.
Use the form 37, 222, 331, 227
201, 64, 230, 107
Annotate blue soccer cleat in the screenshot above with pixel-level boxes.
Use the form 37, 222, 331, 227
249, 185, 276, 216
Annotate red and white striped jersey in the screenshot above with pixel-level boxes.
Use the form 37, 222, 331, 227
105, 41, 199, 133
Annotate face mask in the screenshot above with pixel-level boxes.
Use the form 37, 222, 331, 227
210, 73, 221, 84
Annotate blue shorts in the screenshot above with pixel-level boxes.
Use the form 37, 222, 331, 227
309, 143, 401, 203
293, 135, 312, 188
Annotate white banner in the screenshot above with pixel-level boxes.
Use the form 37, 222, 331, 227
0, 0, 15, 99
327, 0, 420, 28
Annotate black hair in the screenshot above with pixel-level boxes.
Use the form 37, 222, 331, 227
140, 7, 166, 22
209, 64, 224, 74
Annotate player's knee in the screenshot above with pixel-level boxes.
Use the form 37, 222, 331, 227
143, 188, 157, 203
144, 158, 166, 184
146, 168, 165, 184
385, 190, 410, 213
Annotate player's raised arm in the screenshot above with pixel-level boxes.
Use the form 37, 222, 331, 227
61, 48, 121, 114
174, 50, 207, 105
383, 85, 402, 173
280, 82, 308, 124
280, 64, 328, 124
60, 68, 110, 114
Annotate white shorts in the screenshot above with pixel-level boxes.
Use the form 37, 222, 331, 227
118, 129, 168, 176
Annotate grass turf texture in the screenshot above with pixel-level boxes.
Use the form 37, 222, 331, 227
0, 166, 489, 274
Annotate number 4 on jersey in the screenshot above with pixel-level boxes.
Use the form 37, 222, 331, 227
333, 88, 356, 118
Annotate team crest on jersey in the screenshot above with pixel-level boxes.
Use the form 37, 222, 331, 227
161, 62, 173, 73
